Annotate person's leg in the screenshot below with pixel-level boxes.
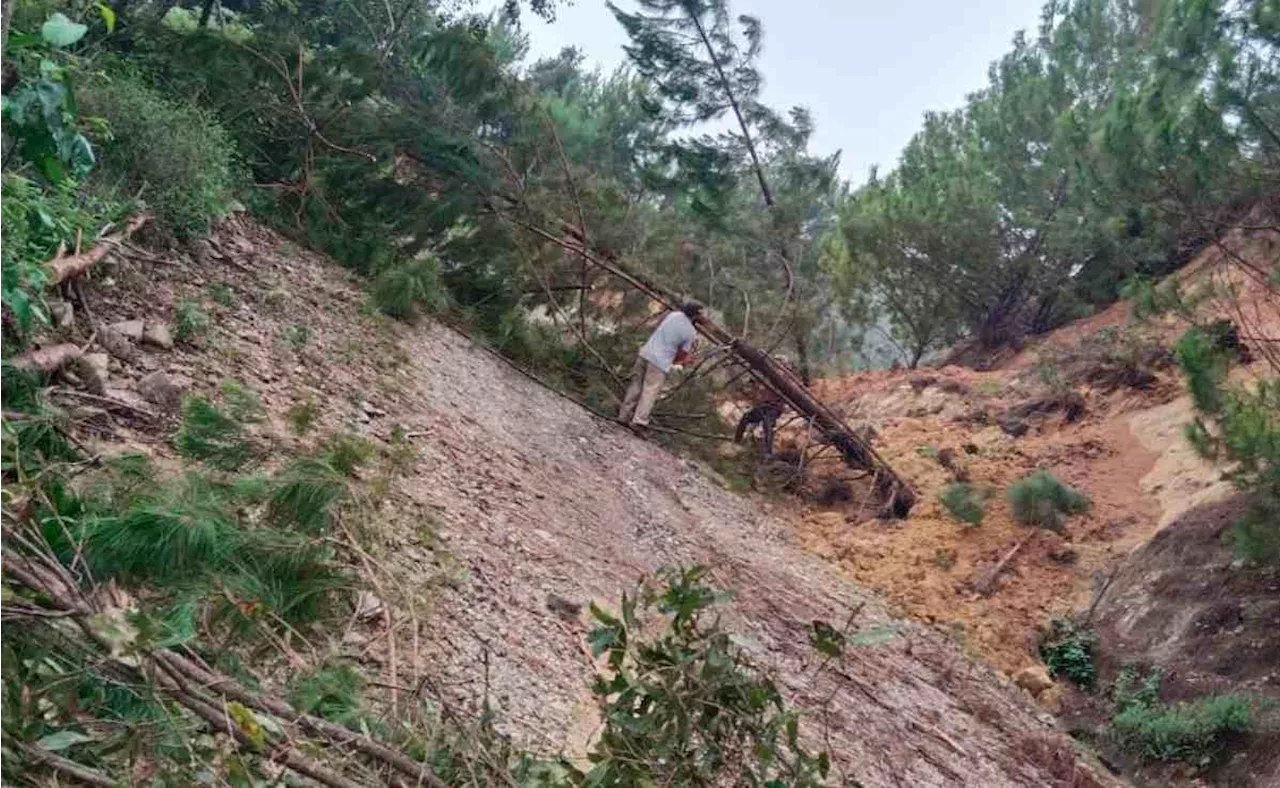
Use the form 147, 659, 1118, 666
618, 356, 647, 422
630, 362, 666, 426
761, 405, 780, 457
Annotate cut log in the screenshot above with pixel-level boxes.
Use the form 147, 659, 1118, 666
9, 343, 82, 373
46, 214, 152, 287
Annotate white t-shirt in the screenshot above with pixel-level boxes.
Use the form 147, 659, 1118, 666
639, 311, 697, 373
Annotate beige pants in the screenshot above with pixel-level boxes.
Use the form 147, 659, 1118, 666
618, 356, 666, 426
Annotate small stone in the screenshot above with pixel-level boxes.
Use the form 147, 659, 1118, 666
110, 320, 145, 341
1013, 665, 1055, 696
76, 353, 110, 394
142, 322, 174, 349
49, 301, 74, 328
361, 401, 386, 417
137, 371, 187, 410
546, 594, 583, 622
355, 591, 385, 622
98, 327, 138, 361
998, 415, 1030, 438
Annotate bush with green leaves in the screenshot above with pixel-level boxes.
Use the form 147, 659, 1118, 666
174, 299, 209, 343
1007, 471, 1090, 532
1110, 664, 1252, 765
1175, 326, 1280, 563
585, 566, 830, 786
174, 394, 256, 470
939, 482, 991, 526
1038, 618, 1096, 689
79, 72, 241, 237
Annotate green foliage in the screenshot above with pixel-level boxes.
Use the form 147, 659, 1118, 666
173, 299, 209, 344
288, 397, 319, 435
1112, 681, 1252, 764
267, 457, 347, 534
939, 482, 990, 526
284, 323, 311, 349
584, 565, 829, 786
79, 71, 241, 237
174, 395, 255, 471
1175, 326, 1280, 562
208, 282, 235, 306
289, 663, 366, 726
1007, 471, 1090, 532
1038, 618, 1096, 689
322, 434, 375, 477
372, 259, 447, 319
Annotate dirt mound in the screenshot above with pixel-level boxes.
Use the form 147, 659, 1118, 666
1079, 495, 1280, 786
68, 215, 1114, 787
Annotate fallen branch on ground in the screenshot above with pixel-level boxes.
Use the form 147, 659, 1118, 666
974, 531, 1036, 597
46, 214, 152, 287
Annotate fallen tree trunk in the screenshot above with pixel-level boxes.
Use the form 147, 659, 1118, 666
46, 214, 151, 287
509, 214, 917, 517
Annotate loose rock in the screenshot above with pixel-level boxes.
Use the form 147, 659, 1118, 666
1013, 665, 1055, 696
143, 322, 174, 350
110, 319, 145, 342
137, 371, 187, 409
49, 301, 74, 329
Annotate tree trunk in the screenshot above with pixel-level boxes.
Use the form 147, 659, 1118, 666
198, 0, 217, 27
2, 0, 15, 50
793, 324, 813, 385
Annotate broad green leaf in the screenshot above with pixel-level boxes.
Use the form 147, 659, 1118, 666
97, 3, 117, 33
41, 13, 88, 48
36, 730, 93, 751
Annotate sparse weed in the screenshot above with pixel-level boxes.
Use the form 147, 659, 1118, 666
933, 547, 957, 570
173, 299, 209, 343
285, 323, 311, 349
1007, 471, 1090, 532
939, 482, 991, 526
288, 397, 319, 435
323, 434, 375, 477
208, 282, 235, 307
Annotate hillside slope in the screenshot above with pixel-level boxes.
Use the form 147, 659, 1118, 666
69, 214, 1113, 787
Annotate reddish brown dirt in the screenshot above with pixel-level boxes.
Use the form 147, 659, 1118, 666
63, 215, 1116, 788
790, 366, 1170, 685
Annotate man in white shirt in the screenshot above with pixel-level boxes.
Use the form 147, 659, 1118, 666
618, 301, 704, 428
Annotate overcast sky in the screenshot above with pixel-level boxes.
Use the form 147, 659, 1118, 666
509, 0, 1046, 185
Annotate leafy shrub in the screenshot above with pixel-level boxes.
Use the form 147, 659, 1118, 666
585, 566, 829, 786
1007, 471, 1090, 532
173, 299, 209, 343
285, 323, 311, 349
1112, 695, 1252, 764
1038, 618, 1096, 689
323, 434, 375, 477
1, 175, 125, 347
939, 482, 990, 526
79, 73, 241, 237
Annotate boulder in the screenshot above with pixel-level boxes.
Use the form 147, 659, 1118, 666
137, 371, 187, 410
1013, 665, 1055, 697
